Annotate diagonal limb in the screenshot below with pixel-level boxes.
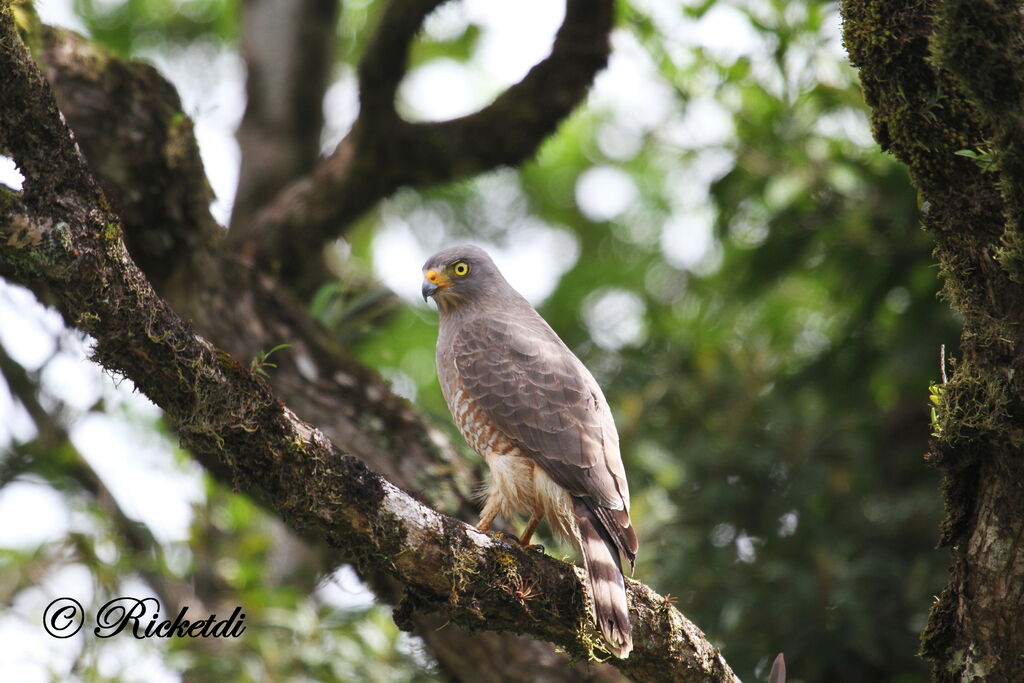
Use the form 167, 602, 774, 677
519, 509, 544, 546
477, 495, 501, 532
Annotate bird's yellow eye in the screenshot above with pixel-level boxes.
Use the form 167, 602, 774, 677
452, 261, 470, 277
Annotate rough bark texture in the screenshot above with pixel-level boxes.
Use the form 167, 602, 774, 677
0, 5, 738, 681
39, 26, 218, 291
841, 1, 1024, 680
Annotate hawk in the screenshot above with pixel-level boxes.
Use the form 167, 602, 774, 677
422, 245, 638, 658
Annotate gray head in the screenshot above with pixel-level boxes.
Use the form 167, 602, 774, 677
421, 245, 517, 314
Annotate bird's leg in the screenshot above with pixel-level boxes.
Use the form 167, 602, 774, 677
509, 509, 545, 553
477, 496, 500, 532
519, 510, 543, 546
477, 498, 521, 550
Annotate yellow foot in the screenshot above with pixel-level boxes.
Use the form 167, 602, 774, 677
492, 532, 544, 553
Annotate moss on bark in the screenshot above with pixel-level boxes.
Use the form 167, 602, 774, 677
841, 0, 1024, 679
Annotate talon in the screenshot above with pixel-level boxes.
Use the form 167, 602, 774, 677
490, 531, 516, 549
492, 532, 544, 553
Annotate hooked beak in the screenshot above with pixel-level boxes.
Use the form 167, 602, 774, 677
422, 268, 451, 301
422, 280, 438, 301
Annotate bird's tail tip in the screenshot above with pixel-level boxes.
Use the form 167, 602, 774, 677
595, 602, 632, 658
574, 498, 634, 659
603, 631, 633, 659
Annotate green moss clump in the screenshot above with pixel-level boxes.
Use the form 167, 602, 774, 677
934, 361, 1012, 451
995, 227, 1024, 285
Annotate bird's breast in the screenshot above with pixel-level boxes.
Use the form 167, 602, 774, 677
447, 382, 524, 460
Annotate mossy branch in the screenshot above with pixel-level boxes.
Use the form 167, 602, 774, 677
0, 10, 737, 681
27, 19, 626, 681
0, 201, 737, 682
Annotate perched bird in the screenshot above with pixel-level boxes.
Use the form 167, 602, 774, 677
422, 245, 638, 658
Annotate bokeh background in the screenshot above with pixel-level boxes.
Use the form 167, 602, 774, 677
0, 0, 957, 680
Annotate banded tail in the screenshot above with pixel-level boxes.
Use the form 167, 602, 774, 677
574, 497, 635, 658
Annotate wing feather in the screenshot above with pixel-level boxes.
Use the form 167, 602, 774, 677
452, 315, 637, 562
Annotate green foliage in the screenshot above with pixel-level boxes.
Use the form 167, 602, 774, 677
954, 148, 996, 172
929, 382, 945, 438
74, 0, 239, 54
408, 23, 481, 69
248, 343, 292, 380
3, 0, 962, 681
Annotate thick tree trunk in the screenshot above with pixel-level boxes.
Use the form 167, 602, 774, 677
841, 1, 1024, 680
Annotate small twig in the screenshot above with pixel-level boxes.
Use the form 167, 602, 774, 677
940, 343, 948, 384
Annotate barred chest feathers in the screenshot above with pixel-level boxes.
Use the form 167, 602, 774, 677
438, 348, 577, 543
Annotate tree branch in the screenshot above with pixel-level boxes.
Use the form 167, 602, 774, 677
356, 0, 446, 124
0, 10, 736, 680
34, 25, 478, 520
38, 26, 220, 292
229, 0, 615, 285
0, 341, 215, 631
229, 0, 339, 233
